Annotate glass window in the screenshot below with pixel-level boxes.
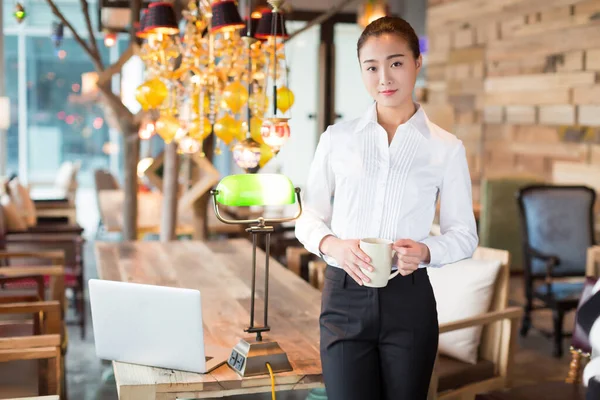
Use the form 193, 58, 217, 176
334, 23, 373, 124
26, 36, 110, 188
4, 35, 19, 176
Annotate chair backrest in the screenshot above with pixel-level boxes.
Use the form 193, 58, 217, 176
472, 247, 510, 364
518, 185, 596, 278
479, 176, 542, 272
94, 170, 120, 192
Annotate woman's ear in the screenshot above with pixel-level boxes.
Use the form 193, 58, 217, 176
415, 54, 423, 72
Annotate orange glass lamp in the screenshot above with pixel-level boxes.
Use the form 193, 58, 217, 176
210, 173, 302, 377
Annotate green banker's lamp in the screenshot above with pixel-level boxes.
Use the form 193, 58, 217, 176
210, 174, 302, 377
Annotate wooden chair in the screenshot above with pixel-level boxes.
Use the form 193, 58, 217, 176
428, 247, 522, 400
0, 207, 85, 339
517, 185, 596, 357
93, 169, 120, 239
0, 255, 66, 399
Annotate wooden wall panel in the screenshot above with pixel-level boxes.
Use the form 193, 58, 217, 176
427, 0, 600, 189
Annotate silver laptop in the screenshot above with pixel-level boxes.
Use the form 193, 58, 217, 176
89, 279, 229, 373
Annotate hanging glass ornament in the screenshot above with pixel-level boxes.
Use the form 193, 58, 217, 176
13, 2, 26, 23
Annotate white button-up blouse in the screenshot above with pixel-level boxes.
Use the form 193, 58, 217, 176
294, 102, 478, 268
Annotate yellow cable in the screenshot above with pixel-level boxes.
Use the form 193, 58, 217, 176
266, 362, 276, 400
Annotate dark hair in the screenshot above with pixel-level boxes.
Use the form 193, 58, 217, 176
357, 16, 420, 60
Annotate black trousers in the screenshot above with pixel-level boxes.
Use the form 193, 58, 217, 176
320, 266, 439, 400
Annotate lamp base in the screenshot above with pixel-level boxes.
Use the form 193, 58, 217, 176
227, 337, 293, 377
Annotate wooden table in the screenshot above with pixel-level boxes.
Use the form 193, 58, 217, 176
97, 190, 242, 238
94, 239, 323, 399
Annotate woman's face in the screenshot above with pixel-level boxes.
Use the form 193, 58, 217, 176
358, 33, 422, 108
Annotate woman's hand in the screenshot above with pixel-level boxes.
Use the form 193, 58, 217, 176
393, 239, 431, 276
320, 236, 373, 285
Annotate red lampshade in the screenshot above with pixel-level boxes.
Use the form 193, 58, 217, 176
255, 10, 288, 39
241, 15, 261, 38
145, 2, 179, 36
211, 1, 245, 33
136, 9, 149, 38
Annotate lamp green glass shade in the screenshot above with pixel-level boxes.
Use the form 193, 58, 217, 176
214, 174, 296, 207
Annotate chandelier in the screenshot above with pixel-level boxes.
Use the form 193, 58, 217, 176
134, 0, 295, 172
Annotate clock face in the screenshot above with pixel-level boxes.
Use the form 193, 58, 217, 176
228, 349, 245, 372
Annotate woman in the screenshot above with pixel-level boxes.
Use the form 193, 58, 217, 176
295, 16, 478, 400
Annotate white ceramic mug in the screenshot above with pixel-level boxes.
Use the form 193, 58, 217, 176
359, 238, 399, 288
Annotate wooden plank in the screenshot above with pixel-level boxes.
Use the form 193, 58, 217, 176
453, 28, 475, 48
541, 5, 571, 22
428, 65, 447, 81
512, 14, 593, 37
485, 72, 596, 92
0, 347, 58, 362
579, 105, 600, 126
484, 106, 504, 123
428, 0, 523, 27
0, 335, 60, 350
514, 125, 561, 143
557, 51, 585, 72
484, 125, 515, 141
476, 22, 500, 44
448, 79, 484, 95
553, 161, 600, 212
487, 23, 600, 62
505, 106, 537, 124
576, 0, 600, 15
456, 111, 478, 124
427, 90, 448, 105
586, 48, 600, 70
484, 89, 571, 105
472, 62, 484, 78
427, 50, 450, 65
453, 64, 471, 80
538, 105, 576, 125
573, 85, 600, 104
500, 16, 525, 39
432, 32, 452, 51
505, 142, 589, 160
448, 46, 485, 64
428, 0, 586, 32
454, 124, 483, 142
592, 144, 600, 165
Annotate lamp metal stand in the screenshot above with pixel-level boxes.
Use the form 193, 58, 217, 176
210, 188, 302, 377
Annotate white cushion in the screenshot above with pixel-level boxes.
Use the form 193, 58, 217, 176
428, 258, 502, 364
8, 178, 37, 226
0, 194, 27, 232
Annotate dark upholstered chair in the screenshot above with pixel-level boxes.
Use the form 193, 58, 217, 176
517, 185, 596, 357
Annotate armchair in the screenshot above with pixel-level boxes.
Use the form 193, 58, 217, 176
428, 247, 522, 400
516, 185, 596, 357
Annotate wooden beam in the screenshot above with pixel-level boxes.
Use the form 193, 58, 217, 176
579, 105, 600, 126
485, 72, 596, 92
538, 105, 576, 125
448, 47, 485, 65
573, 85, 600, 104
487, 23, 600, 62
586, 48, 600, 70
505, 106, 537, 124
484, 89, 571, 105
